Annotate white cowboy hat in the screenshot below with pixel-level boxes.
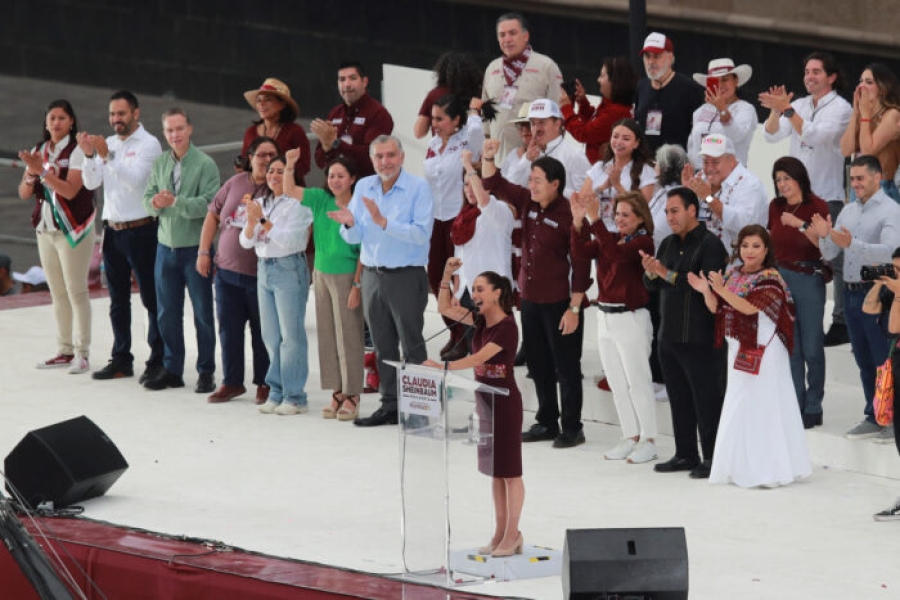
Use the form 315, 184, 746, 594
692, 59, 752, 87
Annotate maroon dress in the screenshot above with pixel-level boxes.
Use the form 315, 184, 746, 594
473, 314, 523, 478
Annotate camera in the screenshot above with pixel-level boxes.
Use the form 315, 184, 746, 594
560, 80, 577, 101
860, 264, 896, 281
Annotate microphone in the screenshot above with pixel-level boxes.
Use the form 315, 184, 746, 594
400, 308, 473, 366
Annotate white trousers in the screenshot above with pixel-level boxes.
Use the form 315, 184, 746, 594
596, 308, 656, 439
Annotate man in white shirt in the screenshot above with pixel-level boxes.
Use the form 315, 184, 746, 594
813, 155, 900, 440
482, 12, 562, 163
761, 51, 853, 346
503, 99, 589, 197
681, 134, 768, 255
79, 91, 163, 383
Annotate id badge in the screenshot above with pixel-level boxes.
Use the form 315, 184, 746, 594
646, 109, 663, 136
500, 85, 518, 109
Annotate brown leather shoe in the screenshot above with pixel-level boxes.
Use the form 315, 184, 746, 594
255, 385, 270, 405
207, 384, 246, 403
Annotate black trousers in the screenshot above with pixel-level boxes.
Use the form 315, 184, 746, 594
659, 340, 727, 462
521, 298, 584, 435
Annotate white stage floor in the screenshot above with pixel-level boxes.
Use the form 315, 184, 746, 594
1, 294, 899, 599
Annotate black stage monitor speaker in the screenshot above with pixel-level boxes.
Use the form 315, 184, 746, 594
562, 527, 688, 600
5, 416, 128, 509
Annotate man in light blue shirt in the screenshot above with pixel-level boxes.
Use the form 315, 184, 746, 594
331, 135, 434, 426
814, 155, 900, 439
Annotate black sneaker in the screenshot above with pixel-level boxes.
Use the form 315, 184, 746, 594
552, 429, 586, 448
143, 368, 185, 391
195, 373, 215, 394
139, 362, 163, 385
823, 323, 850, 347
92, 360, 134, 380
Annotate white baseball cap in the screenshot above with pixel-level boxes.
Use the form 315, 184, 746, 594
699, 134, 736, 158
527, 99, 562, 119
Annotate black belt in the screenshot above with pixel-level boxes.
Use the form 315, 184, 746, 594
845, 281, 874, 291
592, 302, 630, 314
364, 265, 421, 274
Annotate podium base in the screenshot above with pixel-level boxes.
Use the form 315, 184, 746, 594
449, 544, 563, 582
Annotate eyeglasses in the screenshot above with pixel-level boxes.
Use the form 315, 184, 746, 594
253, 151, 278, 159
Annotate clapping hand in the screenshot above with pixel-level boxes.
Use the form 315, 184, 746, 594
809, 212, 832, 238
708, 270, 726, 292
687, 272, 710, 294
830, 225, 852, 249
639, 249, 668, 279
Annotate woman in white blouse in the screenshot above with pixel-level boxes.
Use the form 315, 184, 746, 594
687, 59, 756, 169
578, 118, 655, 230
424, 93, 484, 360
240, 156, 314, 416
452, 150, 515, 307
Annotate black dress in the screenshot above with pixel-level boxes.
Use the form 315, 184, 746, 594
473, 314, 523, 478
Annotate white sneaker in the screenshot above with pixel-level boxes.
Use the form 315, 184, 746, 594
653, 383, 668, 402
627, 440, 658, 464
275, 402, 308, 416
604, 439, 637, 460
258, 400, 279, 414
67, 357, 90, 375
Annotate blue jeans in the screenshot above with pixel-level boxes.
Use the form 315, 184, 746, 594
154, 244, 216, 377
103, 221, 162, 367
215, 268, 269, 387
257, 254, 310, 406
779, 268, 826, 416
843, 286, 892, 422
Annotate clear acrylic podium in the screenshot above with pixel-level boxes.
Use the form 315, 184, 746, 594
385, 361, 509, 586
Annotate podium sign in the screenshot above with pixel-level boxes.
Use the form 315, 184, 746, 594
385, 361, 508, 586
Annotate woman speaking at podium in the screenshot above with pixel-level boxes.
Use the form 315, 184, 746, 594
424, 257, 525, 558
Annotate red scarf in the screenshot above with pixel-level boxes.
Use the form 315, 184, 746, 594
502, 45, 532, 87
451, 203, 481, 245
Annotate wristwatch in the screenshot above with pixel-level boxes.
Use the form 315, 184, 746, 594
331, 139, 341, 150
799, 221, 809, 232
783, 108, 796, 118
569, 305, 581, 315
259, 218, 267, 225
705, 195, 715, 204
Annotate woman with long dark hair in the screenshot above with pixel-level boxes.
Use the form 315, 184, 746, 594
18, 99, 95, 374
426, 262, 524, 557
424, 94, 484, 360
689, 225, 811, 488
578, 118, 655, 230
414, 51, 484, 139
840, 63, 900, 201
768, 156, 830, 428
560, 56, 637, 165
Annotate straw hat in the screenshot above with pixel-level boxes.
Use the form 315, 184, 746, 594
243, 78, 299, 118
510, 102, 532, 124
692, 59, 752, 88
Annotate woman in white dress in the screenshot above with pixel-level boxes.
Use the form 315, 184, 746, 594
687, 58, 756, 169
688, 225, 811, 488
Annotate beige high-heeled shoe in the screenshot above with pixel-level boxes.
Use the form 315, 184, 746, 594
322, 392, 342, 419
478, 542, 496, 555
491, 532, 523, 557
